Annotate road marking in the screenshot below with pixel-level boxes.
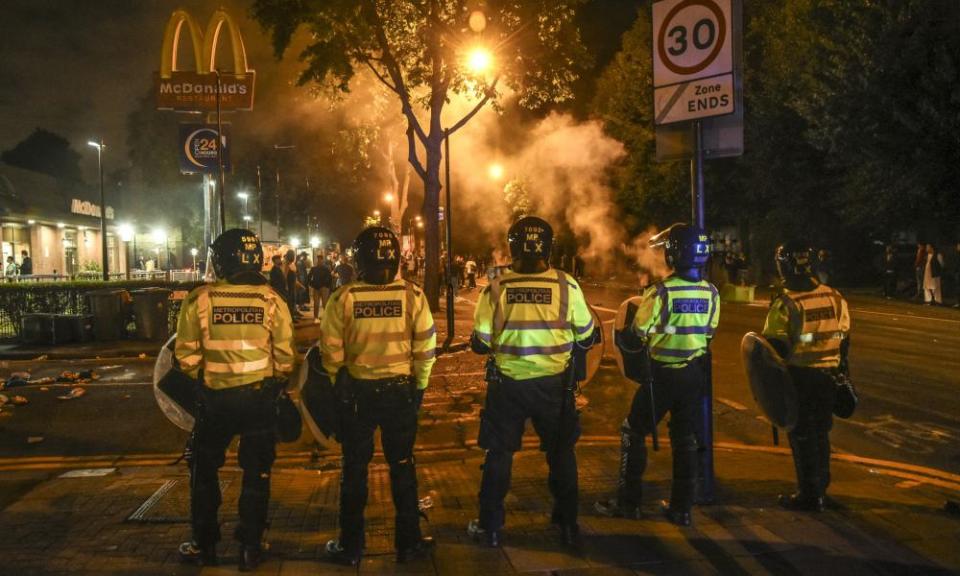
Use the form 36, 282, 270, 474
850, 308, 960, 324
717, 397, 748, 411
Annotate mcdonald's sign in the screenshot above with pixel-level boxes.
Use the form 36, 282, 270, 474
154, 9, 255, 112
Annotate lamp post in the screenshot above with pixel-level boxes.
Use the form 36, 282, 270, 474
87, 139, 108, 281
190, 247, 199, 272
273, 144, 296, 240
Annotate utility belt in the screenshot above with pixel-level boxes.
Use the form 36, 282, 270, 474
484, 356, 576, 392
339, 373, 416, 405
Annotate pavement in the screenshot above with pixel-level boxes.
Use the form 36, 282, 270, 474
1, 286, 959, 575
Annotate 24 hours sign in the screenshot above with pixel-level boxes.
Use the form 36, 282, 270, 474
653, 0, 735, 125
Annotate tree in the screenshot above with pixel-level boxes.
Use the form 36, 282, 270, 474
501, 178, 532, 220
252, 0, 589, 308
1, 128, 84, 181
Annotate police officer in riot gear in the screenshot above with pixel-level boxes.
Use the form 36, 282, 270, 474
596, 223, 719, 526
176, 229, 295, 570
321, 227, 437, 565
764, 241, 850, 511
469, 216, 599, 548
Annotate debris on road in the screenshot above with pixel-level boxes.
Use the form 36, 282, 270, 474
57, 387, 86, 401
56, 370, 99, 384
26, 436, 44, 444
0, 393, 29, 407
0, 371, 31, 390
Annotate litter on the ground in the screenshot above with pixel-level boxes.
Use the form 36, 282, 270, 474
59, 468, 116, 479
57, 387, 86, 400
10, 395, 28, 406
26, 436, 44, 444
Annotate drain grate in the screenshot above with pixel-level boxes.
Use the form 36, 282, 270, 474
127, 478, 230, 523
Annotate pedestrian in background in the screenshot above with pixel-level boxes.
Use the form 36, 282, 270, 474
284, 250, 303, 320
914, 243, 926, 300
464, 257, 477, 289
923, 243, 944, 305
334, 255, 355, 288
816, 249, 833, 285
296, 252, 310, 312
308, 253, 333, 322
269, 254, 287, 299
882, 245, 897, 299
19, 250, 32, 276
4, 256, 17, 277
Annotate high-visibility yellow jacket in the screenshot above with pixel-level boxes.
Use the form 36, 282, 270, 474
630, 276, 720, 367
175, 280, 295, 390
763, 283, 850, 369
473, 268, 595, 380
320, 280, 436, 389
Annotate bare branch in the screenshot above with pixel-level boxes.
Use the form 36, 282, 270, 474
406, 123, 427, 180
361, 58, 399, 95
445, 76, 500, 137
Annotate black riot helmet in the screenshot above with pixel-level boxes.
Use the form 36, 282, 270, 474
649, 223, 710, 282
353, 226, 400, 285
775, 240, 818, 291
507, 216, 553, 270
210, 228, 263, 279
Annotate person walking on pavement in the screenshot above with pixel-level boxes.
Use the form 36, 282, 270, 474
922, 243, 944, 305
464, 257, 478, 289
467, 216, 600, 549
595, 223, 719, 527
320, 227, 437, 566
763, 241, 850, 512
882, 245, 897, 299
284, 249, 303, 320
175, 229, 295, 571
308, 253, 333, 322
913, 243, 926, 300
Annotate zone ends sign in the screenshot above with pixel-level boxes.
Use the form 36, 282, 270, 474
653, 0, 735, 125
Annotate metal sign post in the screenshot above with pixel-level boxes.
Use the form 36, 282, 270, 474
443, 129, 455, 350
653, 0, 742, 504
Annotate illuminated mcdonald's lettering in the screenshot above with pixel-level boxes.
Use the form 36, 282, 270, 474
155, 9, 255, 111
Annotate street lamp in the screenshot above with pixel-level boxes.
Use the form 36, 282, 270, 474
466, 46, 494, 75
190, 247, 199, 271
290, 237, 301, 250
87, 139, 108, 281
488, 163, 505, 181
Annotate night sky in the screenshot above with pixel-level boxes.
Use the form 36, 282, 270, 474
0, 0, 302, 181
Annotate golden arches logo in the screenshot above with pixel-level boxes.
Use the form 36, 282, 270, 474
155, 8, 255, 111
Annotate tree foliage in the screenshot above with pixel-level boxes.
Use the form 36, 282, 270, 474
252, 0, 589, 307
594, 0, 960, 282
1, 128, 84, 182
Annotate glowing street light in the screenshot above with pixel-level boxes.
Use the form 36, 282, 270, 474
117, 223, 135, 242
466, 46, 493, 75
384, 192, 395, 203
309, 236, 321, 249
373, 209, 381, 217
290, 237, 301, 250
488, 163, 505, 181
190, 247, 199, 270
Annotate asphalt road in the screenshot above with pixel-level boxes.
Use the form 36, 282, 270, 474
1, 284, 958, 480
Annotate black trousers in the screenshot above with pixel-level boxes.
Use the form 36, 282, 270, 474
620, 357, 705, 512
338, 379, 421, 554
477, 373, 580, 531
787, 367, 835, 499
192, 384, 277, 548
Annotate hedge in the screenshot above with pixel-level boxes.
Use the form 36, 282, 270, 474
0, 280, 203, 339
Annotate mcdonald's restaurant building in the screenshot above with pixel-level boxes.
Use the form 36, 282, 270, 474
0, 163, 128, 278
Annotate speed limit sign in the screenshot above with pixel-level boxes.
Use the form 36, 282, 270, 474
653, 0, 735, 125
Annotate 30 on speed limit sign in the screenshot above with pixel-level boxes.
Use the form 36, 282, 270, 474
653, 0, 735, 125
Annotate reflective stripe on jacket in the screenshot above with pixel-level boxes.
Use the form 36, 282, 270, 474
320, 280, 436, 389
630, 276, 719, 367
473, 268, 595, 380
762, 284, 850, 369
175, 281, 295, 390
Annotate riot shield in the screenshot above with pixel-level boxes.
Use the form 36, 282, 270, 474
740, 332, 798, 431
612, 296, 646, 382
581, 304, 605, 384
297, 345, 339, 444
153, 334, 199, 431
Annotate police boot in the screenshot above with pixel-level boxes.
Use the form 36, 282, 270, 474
325, 539, 361, 566
781, 433, 824, 512
178, 541, 217, 566
238, 545, 263, 572
396, 536, 435, 563
660, 500, 692, 527
559, 523, 583, 550
467, 518, 501, 548
594, 424, 645, 519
